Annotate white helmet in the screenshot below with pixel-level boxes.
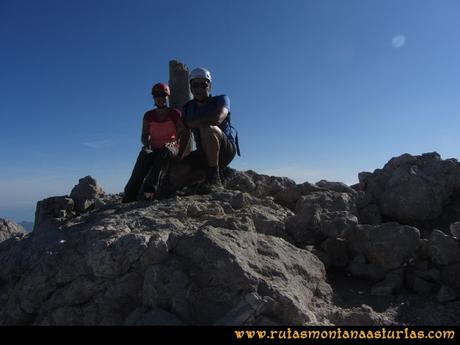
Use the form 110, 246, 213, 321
189, 67, 212, 82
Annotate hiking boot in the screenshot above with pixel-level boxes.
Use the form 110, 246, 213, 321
198, 167, 224, 194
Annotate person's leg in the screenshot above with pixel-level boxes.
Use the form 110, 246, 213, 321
166, 150, 208, 191
122, 149, 155, 203
199, 125, 223, 168
142, 146, 177, 197
199, 125, 225, 189
218, 133, 237, 169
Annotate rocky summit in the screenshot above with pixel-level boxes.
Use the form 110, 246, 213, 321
1, 153, 460, 325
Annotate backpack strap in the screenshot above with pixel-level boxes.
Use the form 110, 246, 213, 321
226, 112, 241, 157
233, 126, 241, 157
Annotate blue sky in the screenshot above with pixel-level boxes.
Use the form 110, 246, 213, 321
1, 0, 459, 222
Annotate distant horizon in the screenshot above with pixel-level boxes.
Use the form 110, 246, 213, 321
1, 149, 456, 223
2, 0, 459, 223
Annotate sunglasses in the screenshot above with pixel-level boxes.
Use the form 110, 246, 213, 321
153, 93, 168, 97
191, 82, 209, 89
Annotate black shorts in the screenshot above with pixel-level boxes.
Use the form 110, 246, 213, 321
182, 135, 236, 170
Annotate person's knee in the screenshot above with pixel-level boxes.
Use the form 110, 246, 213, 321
199, 125, 222, 140
199, 126, 223, 157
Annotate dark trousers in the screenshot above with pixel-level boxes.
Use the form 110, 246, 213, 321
123, 147, 175, 202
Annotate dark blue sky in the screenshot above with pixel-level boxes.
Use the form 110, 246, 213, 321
1, 0, 460, 221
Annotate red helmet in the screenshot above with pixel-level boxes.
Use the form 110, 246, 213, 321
151, 83, 170, 96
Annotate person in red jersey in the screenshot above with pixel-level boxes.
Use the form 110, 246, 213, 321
122, 83, 187, 202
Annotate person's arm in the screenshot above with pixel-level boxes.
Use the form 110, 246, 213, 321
141, 112, 153, 150
141, 118, 149, 147
176, 119, 192, 159
185, 106, 228, 128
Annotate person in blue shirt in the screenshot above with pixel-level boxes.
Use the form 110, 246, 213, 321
170, 67, 238, 193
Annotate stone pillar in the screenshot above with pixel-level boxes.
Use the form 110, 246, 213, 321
169, 59, 194, 155
169, 60, 191, 110
33, 196, 75, 233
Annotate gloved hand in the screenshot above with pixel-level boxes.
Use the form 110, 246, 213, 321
164, 142, 179, 157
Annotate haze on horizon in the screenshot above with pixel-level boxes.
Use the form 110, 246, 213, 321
1, 0, 459, 222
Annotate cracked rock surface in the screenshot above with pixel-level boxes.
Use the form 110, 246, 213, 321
2, 153, 460, 325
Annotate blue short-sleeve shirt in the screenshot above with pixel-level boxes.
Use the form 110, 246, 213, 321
183, 95, 235, 151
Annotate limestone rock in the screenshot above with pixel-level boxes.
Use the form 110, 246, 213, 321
4, 152, 460, 326
358, 152, 460, 225
223, 168, 296, 200
70, 176, 105, 213
0, 219, 25, 242
330, 304, 394, 326
33, 196, 75, 233
347, 223, 420, 271
355, 191, 382, 225
429, 229, 460, 266
163, 227, 328, 325
169, 60, 191, 110
0, 189, 328, 325
285, 191, 358, 246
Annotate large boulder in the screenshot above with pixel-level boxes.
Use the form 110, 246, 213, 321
429, 230, 460, 266
354, 191, 382, 225
285, 191, 358, 246
70, 176, 105, 213
358, 152, 460, 225
33, 196, 75, 233
33, 176, 107, 233
274, 181, 324, 211
347, 222, 421, 271
151, 227, 329, 325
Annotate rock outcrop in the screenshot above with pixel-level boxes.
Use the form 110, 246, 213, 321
0, 218, 25, 243
356, 152, 460, 229
168, 59, 191, 110
2, 152, 460, 325
69, 175, 105, 213
286, 191, 358, 246
0, 189, 330, 325
34, 176, 105, 233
